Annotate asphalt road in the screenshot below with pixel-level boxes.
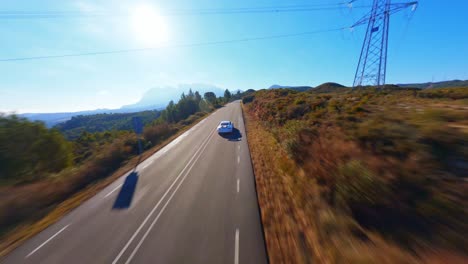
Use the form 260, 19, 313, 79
2, 101, 267, 264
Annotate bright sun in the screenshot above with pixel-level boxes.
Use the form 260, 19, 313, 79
130, 4, 169, 46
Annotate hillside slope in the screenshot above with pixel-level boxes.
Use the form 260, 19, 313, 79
54, 110, 161, 139
398, 79, 468, 89
243, 87, 468, 263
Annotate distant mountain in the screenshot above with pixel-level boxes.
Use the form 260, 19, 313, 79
18, 83, 225, 127
54, 110, 161, 140
312, 82, 348, 93
269, 80, 468, 92
20, 112, 83, 127
122, 83, 225, 110
269, 84, 289, 89
19, 107, 161, 128
398, 80, 468, 89
269, 84, 313, 92
269, 83, 347, 93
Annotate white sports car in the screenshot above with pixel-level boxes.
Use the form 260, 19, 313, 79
217, 120, 233, 134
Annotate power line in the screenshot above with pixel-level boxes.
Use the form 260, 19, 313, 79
0, 27, 346, 62
0, 4, 339, 14
0, 3, 370, 19
0, 1, 356, 13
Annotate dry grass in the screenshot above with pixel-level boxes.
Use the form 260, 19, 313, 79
243, 103, 333, 263
243, 107, 418, 263
242, 95, 467, 264
0, 112, 209, 257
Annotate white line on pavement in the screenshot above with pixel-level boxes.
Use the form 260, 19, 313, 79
104, 184, 123, 198
237, 155, 240, 164
237, 179, 240, 193
25, 224, 70, 258
234, 228, 239, 264
124, 128, 216, 264
112, 128, 216, 264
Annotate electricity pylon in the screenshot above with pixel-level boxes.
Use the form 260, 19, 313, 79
352, 0, 418, 88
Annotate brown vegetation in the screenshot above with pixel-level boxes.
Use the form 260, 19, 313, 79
0, 112, 209, 257
0, 88, 231, 256
243, 87, 468, 263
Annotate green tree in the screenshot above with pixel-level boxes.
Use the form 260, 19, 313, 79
194, 91, 202, 103
188, 88, 195, 99
204, 92, 217, 105
199, 99, 212, 112
224, 89, 232, 102
0, 115, 73, 183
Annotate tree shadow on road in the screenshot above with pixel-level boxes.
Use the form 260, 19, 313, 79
218, 127, 242, 142
112, 171, 139, 209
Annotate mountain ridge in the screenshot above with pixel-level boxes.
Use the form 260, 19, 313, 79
13, 80, 467, 127
16, 83, 225, 127
397, 79, 468, 89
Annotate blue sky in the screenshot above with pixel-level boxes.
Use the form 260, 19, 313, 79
0, 0, 467, 113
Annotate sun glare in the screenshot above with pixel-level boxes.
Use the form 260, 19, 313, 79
130, 4, 169, 46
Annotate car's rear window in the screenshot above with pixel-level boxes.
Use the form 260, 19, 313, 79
221, 122, 230, 126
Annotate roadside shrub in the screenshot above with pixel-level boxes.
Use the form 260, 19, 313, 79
179, 112, 204, 126
91, 138, 134, 176
335, 160, 387, 209
327, 99, 341, 113
0, 116, 73, 184
286, 104, 310, 119
411, 110, 467, 176
414, 109, 466, 123
418, 87, 468, 99
143, 123, 174, 145
354, 116, 421, 159
280, 120, 307, 159
242, 95, 255, 104
294, 98, 306, 105
243, 87, 468, 258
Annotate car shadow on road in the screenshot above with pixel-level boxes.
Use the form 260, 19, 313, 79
218, 127, 242, 141
112, 171, 139, 209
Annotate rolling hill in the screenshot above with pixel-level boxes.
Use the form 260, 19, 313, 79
54, 110, 161, 139
398, 79, 468, 89
18, 84, 225, 127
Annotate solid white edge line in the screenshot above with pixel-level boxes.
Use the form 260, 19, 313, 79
237, 179, 240, 193
235, 228, 239, 264
112, 128, 216, 264
25, 224, 70, 258
104, 184, 123, 198
124, 129, 216, 264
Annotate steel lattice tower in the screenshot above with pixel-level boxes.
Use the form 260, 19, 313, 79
352, 0, 418, 88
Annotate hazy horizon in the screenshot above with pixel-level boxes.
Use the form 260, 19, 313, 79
3, 78, 468, 114
1, 0, 467, 113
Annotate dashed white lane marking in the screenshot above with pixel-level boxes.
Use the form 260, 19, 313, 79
237, 155, 240, 164
123, 129, 216, 264
237, 179, 240, 193
234, 228, 239, 264
112, 128, 216, 264
25, 112, 217, 260
104, 184, 123, 198
26, 224, 70, 258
